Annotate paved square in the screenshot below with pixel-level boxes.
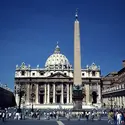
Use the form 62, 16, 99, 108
0, 120, 109, 125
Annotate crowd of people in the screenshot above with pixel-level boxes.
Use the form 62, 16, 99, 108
0, 107, 107, 121
108, 110, 125, 125
1, 107, 125, 125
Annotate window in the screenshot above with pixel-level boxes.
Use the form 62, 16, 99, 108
92, 71, 96, 76
32, 73, 35, 76
82, 73, 84, 76
64, 73, 66, 76
51, 73, 53, 75
40, 72, 44, 75
21, 71, 25, 76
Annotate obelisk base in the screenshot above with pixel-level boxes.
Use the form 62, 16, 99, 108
72, 85, 83, 110
73, 100, 82, 110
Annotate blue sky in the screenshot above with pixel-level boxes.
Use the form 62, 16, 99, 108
0, 0, 125, 90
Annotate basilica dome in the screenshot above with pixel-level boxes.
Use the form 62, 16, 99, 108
45, 44, 71, 70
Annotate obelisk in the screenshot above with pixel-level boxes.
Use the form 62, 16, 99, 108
73, 9, 83, 110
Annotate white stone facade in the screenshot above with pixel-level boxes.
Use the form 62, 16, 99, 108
14, 45, 101, 109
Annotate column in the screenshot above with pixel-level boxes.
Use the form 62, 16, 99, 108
26, 84, 30, 105
118, 97, 120, 108
70, 84, 72, 103
61, 84, 64, 104
89, 84, 92, 104
106, 98, 109, 107
117, 96, 119, 108
35, 84, 39, 104
15, 85, 19, 106
120, 96, 122, 108
116, 97, 118, 107
43, 84, 46, 104
123, 96, 125, 108
97, 83, 101, 104
121, 96, 124, 108
85, 84, 90, 104
67, 84, 69, 104
53, 83, 55, 103
112, 97, 115, 108
47, 84, 50, 104
114, 97, 117, 108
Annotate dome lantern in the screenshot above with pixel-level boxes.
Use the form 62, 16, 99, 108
54, 42, 60, 54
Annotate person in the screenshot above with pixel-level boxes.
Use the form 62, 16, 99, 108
124, 112, 125, 123
31, 111, 34, 118
108, 111, 114, 124
85, 111, 89, 121
117, 112, 122, 125
121, 112, 125, 125
91, 112, 94, 121
113, 111, 117, 125
2, 110, 6, 122
77, 114, 80, 121
66, 113, 70, 121
8, 112, 12, 119
0, 111, 2, 120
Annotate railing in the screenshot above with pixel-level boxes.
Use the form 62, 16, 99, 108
0, 83, 13, 92
102, 83, 125, 94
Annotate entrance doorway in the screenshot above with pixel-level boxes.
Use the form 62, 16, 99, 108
64, 98, 66, 104
40, 94, 44, 104
50, 97, 53, 104
92, 91, 97, 104
56, 95, 61, 103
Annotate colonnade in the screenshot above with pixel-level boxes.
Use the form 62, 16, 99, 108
16, 82, 102, 106
39, 83, 73, 104
103, 96, 125, 108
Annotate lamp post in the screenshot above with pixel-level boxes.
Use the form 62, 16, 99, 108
108, 95, 114, 110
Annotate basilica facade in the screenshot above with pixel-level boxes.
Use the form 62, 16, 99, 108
14, 45, 101, 109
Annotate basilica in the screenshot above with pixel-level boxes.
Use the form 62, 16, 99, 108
14, 14, 102, 109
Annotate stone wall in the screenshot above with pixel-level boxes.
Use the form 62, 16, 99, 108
0, 87, 16, 108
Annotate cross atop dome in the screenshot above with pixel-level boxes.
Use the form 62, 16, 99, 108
75, 8, 78, 20
54, 41, 60, 54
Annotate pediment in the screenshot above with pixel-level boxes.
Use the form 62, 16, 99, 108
48, 72, 70, 79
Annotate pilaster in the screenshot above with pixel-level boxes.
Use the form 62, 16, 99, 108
35, 83, 39, 104
120, 96, 122, 108
61, 84, 64, 104
47, 84, 50, 104
67, 84, 69, 104
70, 84, 72, 103
97, 83, 101, 104
53, 83, 55, 103
26, 84, 30, 105
85, 84, 90, 104
44, 84, 47, 104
